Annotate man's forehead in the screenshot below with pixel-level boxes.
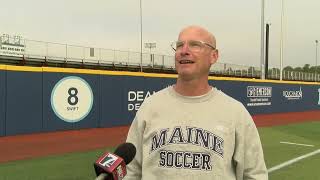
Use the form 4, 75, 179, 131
178, 27, 214, 43
179, 27, 207, 37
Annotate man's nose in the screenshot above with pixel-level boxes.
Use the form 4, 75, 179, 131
179, 43, 190, 55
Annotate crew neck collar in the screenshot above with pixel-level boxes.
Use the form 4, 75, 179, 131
168, 85, 217, 103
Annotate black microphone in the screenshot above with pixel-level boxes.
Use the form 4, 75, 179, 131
94, 143, 136, 180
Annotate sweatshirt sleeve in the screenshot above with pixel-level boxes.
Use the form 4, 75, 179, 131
233, 106, 268, 180
123, 112, 145, 180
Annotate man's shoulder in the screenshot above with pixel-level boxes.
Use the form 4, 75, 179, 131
141, 86, 171, 104
214, 89, 245, 109
214, 89, 252, 121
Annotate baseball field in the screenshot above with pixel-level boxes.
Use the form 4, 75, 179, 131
0, 120, 319, 180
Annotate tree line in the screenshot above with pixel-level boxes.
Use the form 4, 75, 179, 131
268, 64, 320, 74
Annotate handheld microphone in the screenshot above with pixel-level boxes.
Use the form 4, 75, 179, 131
94, 143, 136, 180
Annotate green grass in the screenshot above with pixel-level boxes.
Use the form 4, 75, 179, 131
0, 121, 319, 180
0, 147, 114, 180
268, 154, 320, 180
259, 121, 320, 180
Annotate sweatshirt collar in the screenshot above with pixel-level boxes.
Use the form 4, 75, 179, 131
168, 85, 217, 103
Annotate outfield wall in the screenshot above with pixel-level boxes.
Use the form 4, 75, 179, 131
0, 65, 320, 136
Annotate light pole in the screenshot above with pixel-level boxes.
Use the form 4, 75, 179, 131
316, 40, 319, 80
145, 42, 156, 67
280, 0, 285, 81
139, 0, 143, 72
260, 0, 265, 79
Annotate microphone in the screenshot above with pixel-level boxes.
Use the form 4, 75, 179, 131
94, 143, 136, 180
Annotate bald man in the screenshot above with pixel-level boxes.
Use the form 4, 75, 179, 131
125, 26, 268, 180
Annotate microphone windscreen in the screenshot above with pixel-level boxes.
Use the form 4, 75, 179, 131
113, 143, 136, 165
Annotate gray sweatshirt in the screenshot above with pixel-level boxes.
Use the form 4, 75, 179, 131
125, 86, 268, 180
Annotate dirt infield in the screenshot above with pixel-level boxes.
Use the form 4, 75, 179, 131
0, 110, 319, 163
253, 110, 320, 127
0, 126, 129, 163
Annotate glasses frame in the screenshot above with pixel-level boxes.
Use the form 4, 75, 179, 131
171, 40, 216, 52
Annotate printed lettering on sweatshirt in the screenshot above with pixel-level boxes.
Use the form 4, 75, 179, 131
150, 126, 224, 171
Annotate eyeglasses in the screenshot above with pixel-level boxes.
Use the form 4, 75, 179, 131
171, 40, 216, 52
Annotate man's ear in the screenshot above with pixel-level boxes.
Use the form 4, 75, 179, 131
210, 49, 219, 64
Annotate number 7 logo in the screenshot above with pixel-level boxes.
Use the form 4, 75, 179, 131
318, 88, 320, 105
99, 154, 119, 168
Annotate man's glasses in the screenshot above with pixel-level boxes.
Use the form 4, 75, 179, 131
171, 40, 216, 53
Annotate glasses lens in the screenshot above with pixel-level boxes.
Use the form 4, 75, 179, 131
175, 41, 184, 51
188, 40, 202, 52
172, 40, 213, 52
171, 41, 179, 51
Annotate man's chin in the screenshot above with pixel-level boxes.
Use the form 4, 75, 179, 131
177, 71, 195, 81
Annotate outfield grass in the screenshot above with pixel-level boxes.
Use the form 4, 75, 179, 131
0, 148, 114, 180
259, 121, 320, 180
0, 121, 319, 180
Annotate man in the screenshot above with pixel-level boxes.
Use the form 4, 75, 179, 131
125, 25, 268, 180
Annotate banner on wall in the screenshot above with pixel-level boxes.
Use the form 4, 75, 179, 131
246, 86, 272, 107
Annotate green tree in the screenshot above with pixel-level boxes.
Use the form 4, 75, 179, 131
284, 66, 294, 71
303, 64, 311, 72
294, 67, 303, 72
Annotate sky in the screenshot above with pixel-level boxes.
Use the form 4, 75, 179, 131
1, 0, 320, 68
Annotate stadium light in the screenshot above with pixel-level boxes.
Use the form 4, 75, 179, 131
144, 42, 156, 53
145, 42, 156, 67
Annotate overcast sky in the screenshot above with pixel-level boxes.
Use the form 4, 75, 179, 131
1, 0, 320, 68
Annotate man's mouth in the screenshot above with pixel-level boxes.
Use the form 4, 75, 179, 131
179, 60, 195, 64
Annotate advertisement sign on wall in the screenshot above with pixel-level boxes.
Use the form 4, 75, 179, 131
51, 76, 94, 123
246, 86, 272, 107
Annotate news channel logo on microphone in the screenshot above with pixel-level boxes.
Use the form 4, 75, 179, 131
98, 153, 119, 168
51, 76, 93, 123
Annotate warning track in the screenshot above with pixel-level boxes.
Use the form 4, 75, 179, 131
0, 110, 319, 163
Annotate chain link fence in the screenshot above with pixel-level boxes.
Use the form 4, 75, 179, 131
1, 35, 319, 81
